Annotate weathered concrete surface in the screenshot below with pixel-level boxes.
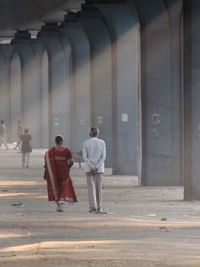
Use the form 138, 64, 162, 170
0, 147, 200, 266
97, 3, 140, 176
184, 1, 200, 201
134, 0, 183, 186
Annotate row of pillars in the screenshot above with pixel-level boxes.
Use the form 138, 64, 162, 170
0, 3, 140, 178
0, 0, 199, 200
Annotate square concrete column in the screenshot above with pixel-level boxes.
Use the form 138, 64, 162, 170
32, 42, 50, 148
97, 3, 140, 175
134, 0, 183, 185
0, 45, 13, 142
61, 15, 91, 153
79, 5, 113, 167
184, 0, 200, 200
11, 31, 42, 148
37, 23, 71, 147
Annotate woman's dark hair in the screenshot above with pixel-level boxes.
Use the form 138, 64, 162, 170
55, 135, 64, 145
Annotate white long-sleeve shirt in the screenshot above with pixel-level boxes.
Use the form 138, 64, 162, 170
82, 137, 106, 173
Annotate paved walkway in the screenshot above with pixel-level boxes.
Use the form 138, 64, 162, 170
0, 148, 200, 266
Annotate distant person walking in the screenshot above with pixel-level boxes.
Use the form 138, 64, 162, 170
20, 128, 32, 168
0, 120, 9, 150
14, 120, 24, 150
43, 135, 77, 212
82, 127, 106, 214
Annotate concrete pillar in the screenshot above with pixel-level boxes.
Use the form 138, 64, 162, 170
0, 46, 12, 141
166, 0, 183, 185
133, 0, 183, 185
31, 42, 49, 148
10, 51, 22, 142
78, 4, 113, 167
60, 15, 91, 152
183, 1, 200, 200
37, 23, 71, 147
11, 30, 41, 147
57, 34, 72, 148
0, 53, 7, 118
41, 51, 50, 148
96, 3, 140, 175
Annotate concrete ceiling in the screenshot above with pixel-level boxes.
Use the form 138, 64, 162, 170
0, 0, 84, 40
0, 0, 129, 41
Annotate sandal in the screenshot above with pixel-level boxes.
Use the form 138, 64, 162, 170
89, 208, 97, 213
56, 203, 64, 212
96, 209, 108, 214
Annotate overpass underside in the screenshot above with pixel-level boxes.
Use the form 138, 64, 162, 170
0, 0, 198, 200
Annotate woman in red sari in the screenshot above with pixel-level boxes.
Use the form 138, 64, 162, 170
43, 135, 77, 212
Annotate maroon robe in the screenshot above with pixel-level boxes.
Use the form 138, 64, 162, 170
44, 147, 77, 202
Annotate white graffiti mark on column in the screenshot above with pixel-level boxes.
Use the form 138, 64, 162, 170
151, 113, 161, 138
53, 118, 59, 126
80, 119, 86, 126
197, 125, 200, 139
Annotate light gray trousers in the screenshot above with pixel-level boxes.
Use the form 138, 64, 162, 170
86, 173, 103, 210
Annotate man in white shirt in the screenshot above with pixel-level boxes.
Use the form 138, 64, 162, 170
83, 127, 106, 214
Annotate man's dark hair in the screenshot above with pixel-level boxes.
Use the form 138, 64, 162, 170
55, 135, 64, 145
1, 120, 4, 124
90, 127, 99, 137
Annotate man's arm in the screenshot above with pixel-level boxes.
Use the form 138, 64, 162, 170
96, 141, 106, 169
82, 143, 95, 169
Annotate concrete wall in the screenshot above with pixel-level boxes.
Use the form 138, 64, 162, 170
61, 15, 91, 152
9, 51, 22, 142
11, 37, 42, 148
184, 0, 200, 200
79, 5, 113, 167
31, 42, 49, 148
0, 46, 12, 141
97, 3, 140, 175
37, 23, 71, 147
133, 0, 183, 185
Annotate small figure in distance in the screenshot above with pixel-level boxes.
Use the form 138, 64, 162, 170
43, 135, 78, 212
20, 128, 32, 168
14, 119, 24, 150
82, 127, 107, 214
73, 150, 83, 168
0, 120, 9, 150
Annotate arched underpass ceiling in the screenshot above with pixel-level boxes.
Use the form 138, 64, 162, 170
0, 0, 179, 40
0, 0, 84, 39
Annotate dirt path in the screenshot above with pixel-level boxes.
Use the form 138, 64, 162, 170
1, 149, 200, 266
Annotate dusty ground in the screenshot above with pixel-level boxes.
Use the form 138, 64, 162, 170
1, 147, 200, 266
